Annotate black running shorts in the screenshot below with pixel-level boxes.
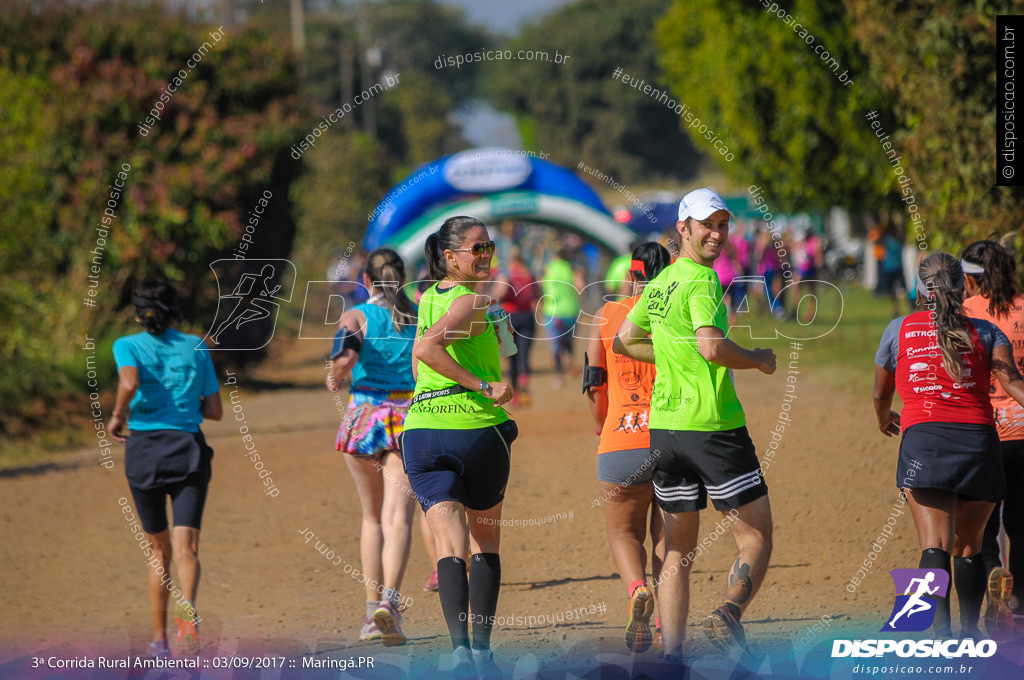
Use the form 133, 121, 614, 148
649, 427, 767, 512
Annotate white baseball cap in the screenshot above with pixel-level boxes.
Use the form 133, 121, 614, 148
678, 188, 732, 222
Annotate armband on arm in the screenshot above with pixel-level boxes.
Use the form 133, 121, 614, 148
582, 352, 608, 394
330, 326, 363, 360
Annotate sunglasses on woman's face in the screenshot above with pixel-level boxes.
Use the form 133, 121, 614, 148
450, 241, 496, 257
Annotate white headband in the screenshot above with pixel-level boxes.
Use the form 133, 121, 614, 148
961, 260, 985, 275
916, 278, 934, 300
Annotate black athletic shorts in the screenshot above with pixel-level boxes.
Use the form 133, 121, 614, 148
649, 427, 767, 513
130, 471, 212, 534
401, 420, 518, 512
126, 429, 214, 533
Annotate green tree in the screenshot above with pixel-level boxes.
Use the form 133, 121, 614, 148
0, 0, 305, 428
488, 0, 701, 183
291, 131, 392, 264
657, 0, 890, 212
845, 0, 1024, 248
361, 0, 491, 102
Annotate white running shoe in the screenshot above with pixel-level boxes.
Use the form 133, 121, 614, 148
373, 600, 407, 646
451, 646, 476, 679
359, 618, 382, 641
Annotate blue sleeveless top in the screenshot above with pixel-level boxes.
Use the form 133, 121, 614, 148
351, 301, 416, 391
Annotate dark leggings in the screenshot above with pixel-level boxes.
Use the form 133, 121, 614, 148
507, 312, 535, 386
981, 438, 1024, 598
130, 469, 212, 534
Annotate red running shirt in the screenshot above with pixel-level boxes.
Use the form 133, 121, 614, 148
876, 310, 1004, 430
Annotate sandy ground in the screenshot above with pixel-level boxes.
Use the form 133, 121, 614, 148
2, 334, 1021, 679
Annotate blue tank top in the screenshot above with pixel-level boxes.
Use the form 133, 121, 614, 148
350, 301, 416, 391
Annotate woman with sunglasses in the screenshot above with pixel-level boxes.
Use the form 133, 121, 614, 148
874, 252, 1024, 639
586, 242, 670, 652
401, 216, 518, 678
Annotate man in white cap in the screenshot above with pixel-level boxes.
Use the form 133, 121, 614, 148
614, 187, 777, 663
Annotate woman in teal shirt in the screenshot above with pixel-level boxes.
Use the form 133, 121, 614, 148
326, 248, 419, 647
110, 279, 223, 659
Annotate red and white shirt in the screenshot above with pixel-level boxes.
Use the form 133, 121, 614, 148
875, 310, 1008, 430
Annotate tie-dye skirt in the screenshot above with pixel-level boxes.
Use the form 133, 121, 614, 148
336, 386, 414, 458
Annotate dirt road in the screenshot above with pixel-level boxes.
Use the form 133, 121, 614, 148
2, 336, 1014, 679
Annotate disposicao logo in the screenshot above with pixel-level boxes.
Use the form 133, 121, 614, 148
882, 568, 948, 632
831, 569, 997, 659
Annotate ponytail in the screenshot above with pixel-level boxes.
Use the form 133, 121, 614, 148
365, 248, 417, 331
919, 253, 972, 381
424, 233, 446, 282
133, 278, 181, 335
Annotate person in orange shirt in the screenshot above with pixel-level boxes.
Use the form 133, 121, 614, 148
961, 240, 1024, 632
585, 242, 670, 652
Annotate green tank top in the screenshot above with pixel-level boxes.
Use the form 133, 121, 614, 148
403, 282, 509, 430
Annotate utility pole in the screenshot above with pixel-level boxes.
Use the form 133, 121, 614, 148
290, 0, 305, 54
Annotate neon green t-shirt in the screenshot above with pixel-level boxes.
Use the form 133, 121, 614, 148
404, 282, 509, 430
627, 257, 746, 432
541, 258, 580, 319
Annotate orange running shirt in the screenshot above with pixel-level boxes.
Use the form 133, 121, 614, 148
596, 296, 656, 454
963, 293, 1024, 440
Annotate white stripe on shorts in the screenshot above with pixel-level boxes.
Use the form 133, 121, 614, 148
706, 471, 762, 500
654, 482, 700, 501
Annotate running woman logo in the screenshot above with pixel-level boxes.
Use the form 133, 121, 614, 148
880, 568, 950, 632
200, 259, 296, 350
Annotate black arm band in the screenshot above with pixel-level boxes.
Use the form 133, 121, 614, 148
330, 326, 362, 360
582, 352, 608, 393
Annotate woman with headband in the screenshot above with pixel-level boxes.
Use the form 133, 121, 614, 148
109, 279, 223, 658
874, 253, 1024, 638
961, 241, 1024, 632
585, 242, 670, 652
401, 216, 518, 677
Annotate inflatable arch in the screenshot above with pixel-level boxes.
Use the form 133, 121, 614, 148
362, 148, 637, 264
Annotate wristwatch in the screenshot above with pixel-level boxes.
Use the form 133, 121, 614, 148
479, 380, 491, 393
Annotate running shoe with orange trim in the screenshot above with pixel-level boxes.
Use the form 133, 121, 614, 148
174, 600, 199, 655
984, 567, 1014, 638
625, 584, 654, 652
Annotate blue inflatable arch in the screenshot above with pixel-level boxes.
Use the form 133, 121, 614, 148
362, 148, 636, 265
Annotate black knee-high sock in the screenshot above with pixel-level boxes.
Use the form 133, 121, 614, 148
954, 555, 986, 636
980, 504, 1004, 575
469, 553, 502, 651
437, 557, 470, 650
920, 548, 952, 636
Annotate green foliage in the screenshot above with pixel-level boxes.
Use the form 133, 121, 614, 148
361, 0, 492, 102
487, 0, 701, 183
845, 0, 1024, 249
0, 0, 305, 430
383, 70, 461, 166
290, 131, 392, 263
657, 0, 890, 213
